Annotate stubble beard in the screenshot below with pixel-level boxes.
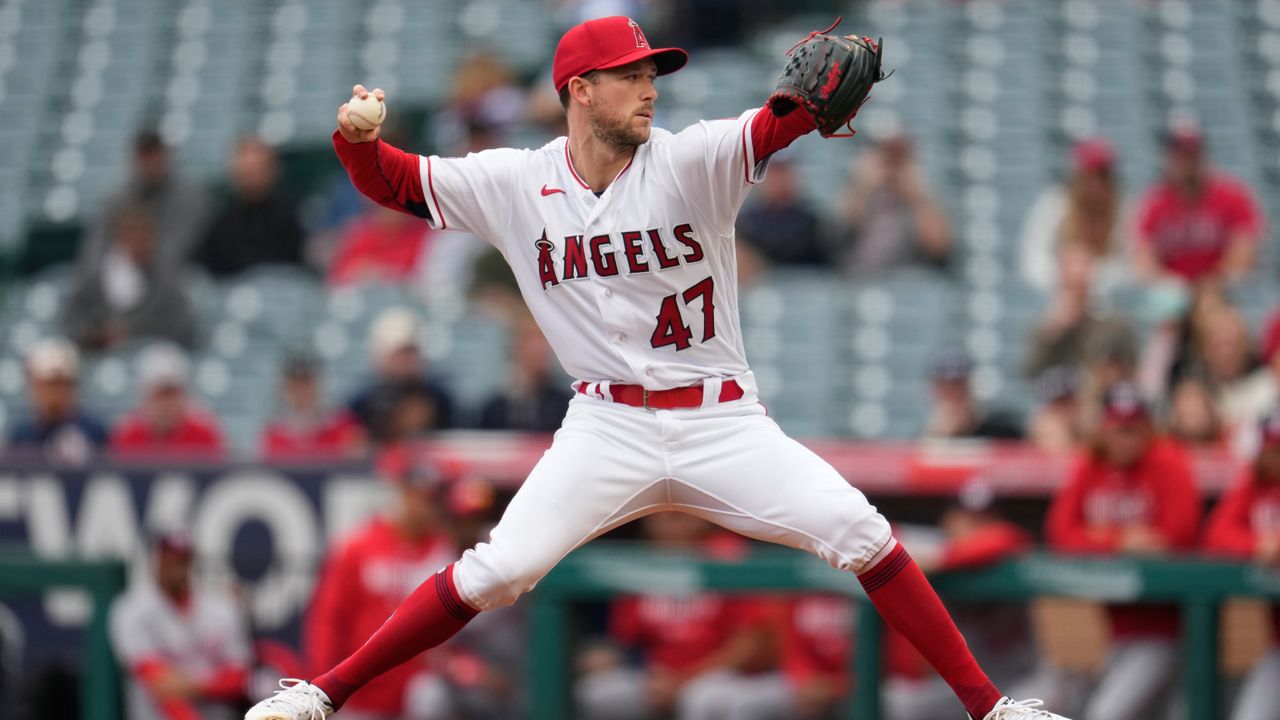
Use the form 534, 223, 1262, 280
590, 107, 649, 150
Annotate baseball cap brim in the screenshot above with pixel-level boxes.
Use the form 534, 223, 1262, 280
591, 46, 688, 80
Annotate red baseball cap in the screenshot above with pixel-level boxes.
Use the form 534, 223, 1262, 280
553, 16, 687, 92
1163, 120, 1204, 154
1073, 138, 1114, 173
1101, 382, 1149, 425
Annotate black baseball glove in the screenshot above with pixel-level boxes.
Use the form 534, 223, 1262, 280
767, 19, 888, 138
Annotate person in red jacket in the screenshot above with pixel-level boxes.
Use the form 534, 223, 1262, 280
779, 480, 1035, 720
1046, 382, 1201, 720
110, 343, 224, 461
1134, 121, 1263, 287
1203, 408, 1280, 720
304, 446, 459, 720
259, 352, 364, 462
576, 512, 785, 720
327, 202, 432, 287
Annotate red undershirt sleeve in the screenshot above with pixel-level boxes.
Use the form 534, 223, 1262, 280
749, 107, 818, 163
133, 659, 203, 720
332, 131, 432, 220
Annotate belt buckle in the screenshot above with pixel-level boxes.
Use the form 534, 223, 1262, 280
642, 388, 650, 409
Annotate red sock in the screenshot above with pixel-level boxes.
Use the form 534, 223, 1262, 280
313, 563, 478, 708
858, 542, 1002, 720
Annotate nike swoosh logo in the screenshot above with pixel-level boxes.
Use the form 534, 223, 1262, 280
541, 185, 565, 196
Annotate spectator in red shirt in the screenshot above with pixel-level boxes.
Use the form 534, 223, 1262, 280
576, 513, 785, 720
305, 446, 460, 719
1203, 409, 1280, 720
1046, 382, 1200, 720
1134, 122, 1263, 287
259, 352, 364, 461
777, 481, 1035, 720
110, 344, 224, 461
328, 202, 431, 287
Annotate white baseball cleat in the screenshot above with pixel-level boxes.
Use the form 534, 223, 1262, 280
977, 697, 1071, 720
244, 679, 335, 720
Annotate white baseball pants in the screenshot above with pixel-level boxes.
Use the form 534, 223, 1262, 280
452, 385, 893, 611
1232, 647, 1280, 720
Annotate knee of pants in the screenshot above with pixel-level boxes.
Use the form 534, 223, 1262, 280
452, 539, 561, 611
676, 671, 736, 720
818, 510, 892, 574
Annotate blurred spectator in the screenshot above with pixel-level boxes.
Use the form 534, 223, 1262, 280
1222, 313, 1280, 457
735, 158, 829, 267
1191, 304, 1260, 414
1203, 409, 1280, 720
886, 482, 1037, 720
433, 54, 525, 153
7, 337, 107, 465
259, 352, 364, 461
1075, 320, 1142, 437
1166, 377, 1224, 447
1026, 366, 1083, 454
110, 530, 250, 720
1134, 122, 1263, 287
432, 473, 528, 719
306, 122, 412, 270
1132, 280, 1199, 404
305, 446, 459, 719
1024, 243, 1133, 380
922, 351, 1023, 440
468, 248, 524, 319
328, 202, 431, 286
777, 482, 1036, 720
1045, 382, 1200, 720
80, 129, 209, 271
478, 321, 571, 431
64, 201, 197, 350
576, 513, 784, 720
195, 137, 306, 277
1019, 138, 1127, 294
349, 308, 456, 442
839, 133, 951, 275
110, 344, 224, 460
412, 120, 506, 307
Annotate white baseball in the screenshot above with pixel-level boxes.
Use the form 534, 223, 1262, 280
347, 94, 386, 131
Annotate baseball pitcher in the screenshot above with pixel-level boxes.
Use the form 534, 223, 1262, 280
247, 16, 1068, 720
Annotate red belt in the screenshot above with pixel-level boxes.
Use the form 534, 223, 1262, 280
574, 379, 745, 410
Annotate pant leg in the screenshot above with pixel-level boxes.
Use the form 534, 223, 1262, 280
883, 676, 965, 720
577, 668, 652, 720
675, 670, 792, 720
726, 673, 793, 720
1232, 647, 1280, 720
455, 397, 670, 610
1084, 638, 1180, 720
664, 402, 891, 573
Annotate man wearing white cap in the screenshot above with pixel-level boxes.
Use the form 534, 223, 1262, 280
110, 343, 225, 460
347, 308, 455, 439
8, 337, 107, 465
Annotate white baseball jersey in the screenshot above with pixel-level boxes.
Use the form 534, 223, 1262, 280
417, 110, 893, 615
110, 579, 251, 720
419, 108, 767, 390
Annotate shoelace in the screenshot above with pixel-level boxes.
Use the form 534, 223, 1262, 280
267, 679, 330, 720
783, 17, 888, 139
990, 698, 1055, 719
785, 16, 844, 56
